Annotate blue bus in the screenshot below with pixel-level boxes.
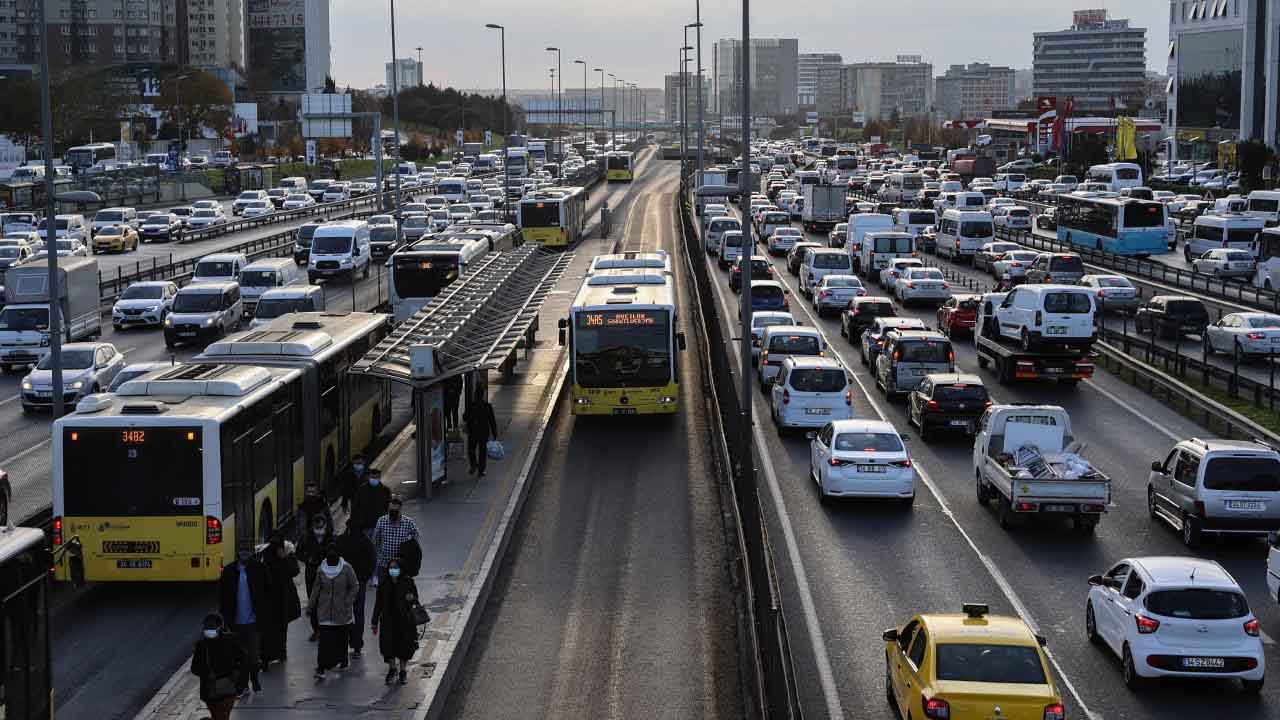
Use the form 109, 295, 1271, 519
1056, 195, 1169, 257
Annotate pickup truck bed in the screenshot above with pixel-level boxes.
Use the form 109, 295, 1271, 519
976, 451, 1111, 534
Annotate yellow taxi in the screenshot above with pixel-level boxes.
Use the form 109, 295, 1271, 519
93, 224, 139, 253
883, 603, 1065, 720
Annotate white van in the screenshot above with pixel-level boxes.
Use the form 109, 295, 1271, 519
859, 231, 916, 280
880, 172, 924, 204
249, 285, 327, 329
239, 257, 304, 317
799, 248, 854, 296
9, 165, 45, 182
279, 176, 308, 193
846, 213, 893, 256
993, 284, 1097, 350
436, 177, 468, 203
1086, 162, 1143, 192
191, 252, 249, 285
719, 230, 747, 269
705, 216, 741, 255
936, 209, 994, 263
308, 219, 372, 282
91, 207, 139, 235
891, 208, 936, 237
1185, 214, 1266, 262
1246, 190, 1280, 226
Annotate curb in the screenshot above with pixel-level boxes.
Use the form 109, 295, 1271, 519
416, 349, 570, 720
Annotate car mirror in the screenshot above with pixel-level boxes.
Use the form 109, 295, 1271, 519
805, 431, 817, 440
1087, 574, 1104, 586
1150, 460, 1164, 472
881, 628, 899, 642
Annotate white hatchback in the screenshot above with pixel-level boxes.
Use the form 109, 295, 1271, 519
769, 356, 853, 429
1086, 556, 1264, 692
879, 257, 924, 290
767, 227, 803, 255
807, 419, 914, 504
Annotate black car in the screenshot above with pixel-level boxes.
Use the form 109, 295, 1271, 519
840, 297, 896, 341
1134, 295, 1210, 340
729, 255, 774, 292
907, 373, 990, 440
369, 225, 403, 260
293, 222, 321, 265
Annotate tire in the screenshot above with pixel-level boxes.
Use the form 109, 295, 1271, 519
885, 655, 896, 708
1147, 487, 1159, 518
1242, 677, 1264, 695
1021, 328, 1032, 352
1075, 515, 1097, 535
1123, 644, 1145, 690
1085, 601, 1100, 644
1181, 511, 1201, 547
997, 495, 1014, 529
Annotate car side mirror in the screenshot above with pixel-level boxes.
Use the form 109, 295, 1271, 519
805, 431, 817, 440
1150, 460, 1164, 472
882, 628, 899, 642
1087, 574, 1104, 586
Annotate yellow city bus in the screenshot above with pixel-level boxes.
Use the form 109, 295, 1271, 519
51, 312, 391, 582
558, 267, 685, 415
518, 186, 587, 247
606, 151, 634, 181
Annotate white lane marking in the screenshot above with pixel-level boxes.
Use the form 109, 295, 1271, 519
703, 245, 846, 720
764, 241, 1100, 720
1261, 628, 1277, 647
1083, 379, 1181, 442
0, 438, 50, 467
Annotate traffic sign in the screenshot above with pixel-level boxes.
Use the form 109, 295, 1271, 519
305, 140, 317, 166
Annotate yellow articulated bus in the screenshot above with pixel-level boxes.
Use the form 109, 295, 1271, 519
606, 151, 634, 181
558, 266, 686, 415
518, 186, 586, 247
51, 312, 391, 582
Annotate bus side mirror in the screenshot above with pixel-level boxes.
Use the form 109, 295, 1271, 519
62, 538, 86, 587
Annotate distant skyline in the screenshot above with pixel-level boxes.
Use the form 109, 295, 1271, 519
331, 0, 1169, 91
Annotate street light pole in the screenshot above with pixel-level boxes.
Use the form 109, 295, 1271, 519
694, 10, 705, 186
574, 59, 587, 146
37, 0, 63, 419
546, 47, 561, 161
680, 45, 693, 181
173, 73, 190, 201
389, 0, 403, 221
485, 24, 508, 222
608, 73, 618, 148
739, 0, 754, 529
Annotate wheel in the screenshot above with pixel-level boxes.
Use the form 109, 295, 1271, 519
1122, 644, 1145, 690
885, 655, 896, 708
164, 338, 175, 349
363, 262, 371, 279
1085, 601, 1100, 644
113, 324, 122, 332
1075, 516, 1097, 535
1147, 487, 1159, 518
997, 496, 1013, 529
1181, 511, 1201, 547
1242, 677, 1265, 695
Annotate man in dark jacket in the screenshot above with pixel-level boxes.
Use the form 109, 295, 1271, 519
338, 454, 368, 514
296, 482, 333, 544
349, 467, 391, 540
337, 526, 376, 656
463, 390, 499, 477
218, 538, 272, 694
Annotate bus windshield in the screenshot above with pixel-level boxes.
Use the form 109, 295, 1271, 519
62, 427, 204, 516
573, 309, 671, 388
522, 202, 561, 227
394, 255, 459, 298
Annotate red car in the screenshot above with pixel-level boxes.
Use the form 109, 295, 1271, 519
936, 294, 980, 337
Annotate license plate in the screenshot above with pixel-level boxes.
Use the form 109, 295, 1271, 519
116, 559, 153, 569
103, 540, 160, 554
1043, 367, 1064, 374
1225, 500, 1265, 511
612, 407, 637, 415
1047, 326, 1067, 335
34, 390, 49, 397
179, 331, 196, 337
805, 408, 831, 415
1182, 657, 1225, 669
1043, 504, 1077, 513
857, 465, 887, 473
949, 420, 970, 427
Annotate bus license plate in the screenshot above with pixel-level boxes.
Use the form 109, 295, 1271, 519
103, 540, 160, 554
612, 407, 637, 415
116, 559, 153, 569
1182, 657, 1225, 669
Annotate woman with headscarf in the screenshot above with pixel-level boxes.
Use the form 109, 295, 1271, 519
299, 514, 334, 641
371, 556, 421, 685
307, 542, 359, 680
261, 532, 302, 667
189, 613, 245, 719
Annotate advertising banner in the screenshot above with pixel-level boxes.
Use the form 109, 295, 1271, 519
232, 103, 259, 137
305, 139, 317, 166
246, 0, 307, 93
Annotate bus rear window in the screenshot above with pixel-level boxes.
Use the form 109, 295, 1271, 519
521, 203, 560, 227
62, 427, 204, 516
1124, 203, 1166, 228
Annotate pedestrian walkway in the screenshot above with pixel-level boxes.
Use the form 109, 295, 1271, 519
132, 229, 613, 720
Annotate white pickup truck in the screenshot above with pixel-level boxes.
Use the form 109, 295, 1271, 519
972, 404, 1111, 534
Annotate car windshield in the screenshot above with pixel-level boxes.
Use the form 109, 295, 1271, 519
960, 221, 993, 238
121, 285, 164, 300
370, 227, 400, 242
1145, 589, 1249, 619
37, 348, 94, 370
312, 235, 352, 254
194, 261, 233, 278
1043, 292, 1092, 314
935, 644, 1047, 684
814, 253, 851, 269
96, 211, 124, 222
767, 334, 820, 354
143, 215, 170, 225
173, 292, 222, 313
833, 432, 903, 452
238, 192, 260, 200
898, 340, 950, 362
788, 368, 846, 392
286, 194, 309, 202
194, 210, 218, 218
403, 217, 429, 228
1202, 456, 1280, 492
753, 316, 791, 331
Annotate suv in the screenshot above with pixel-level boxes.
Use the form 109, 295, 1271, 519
875, 329, 955, 399
1148, 437, 1280, 547
1134, 296, 1210, 340
1024, 253, 1085, 285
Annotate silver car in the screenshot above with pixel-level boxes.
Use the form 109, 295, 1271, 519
811, 274, 865, 316
1148, 438, 1280, 547
21, 342, 125, 412
112, 280, 177, 330
1080, 274, 1140, 314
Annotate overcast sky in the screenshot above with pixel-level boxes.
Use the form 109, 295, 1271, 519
331, 0, 1170, 91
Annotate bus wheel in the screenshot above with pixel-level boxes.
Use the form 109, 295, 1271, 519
258, 503, 273, 544
0, 489, 9, 526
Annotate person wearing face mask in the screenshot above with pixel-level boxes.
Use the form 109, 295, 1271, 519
339, 453, 368, 515
336, 524, 376, 657
371, 557, 420, 685
299, 516, 335, 642
217, 539, 271, 695
371, 496, 421, 585
190, 613, 245, 720
260, 533, 302, 667
296, 482, 333, 545
349, 466, 391, 542
307, 542, 359, 679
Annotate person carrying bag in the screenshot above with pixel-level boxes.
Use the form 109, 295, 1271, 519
190, 613, 245, 720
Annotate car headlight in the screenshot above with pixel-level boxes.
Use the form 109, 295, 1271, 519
70, 380, 83, 390
204, 317, 215, 326
149, 305, 161, 312
164, 315, 174, 326
340, 258, 352, 266
21, 381, 31, 390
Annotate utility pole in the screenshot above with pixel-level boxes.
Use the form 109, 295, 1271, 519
38, 0, 63, 419
695, 9, 704, 187
389, 0, 403, 222
415, 46, 424, 85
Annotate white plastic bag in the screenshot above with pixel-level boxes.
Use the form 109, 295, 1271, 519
486, 440, 505, 461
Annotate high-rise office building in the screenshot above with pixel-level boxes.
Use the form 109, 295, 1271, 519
184, 0, 242, 69
664, 72, 710, 124
716, 37, 799, 117
245, 0, 329, 94
842, 56, 933, 122
1033, 9, 1147, 114
934, 63, 1017, 119
798, 52, 842, 112
386, 58, 422, 90
0, 0, 178, 68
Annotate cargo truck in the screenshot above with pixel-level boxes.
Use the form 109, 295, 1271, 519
801, 180, 848, 233
0, 256, 100, 371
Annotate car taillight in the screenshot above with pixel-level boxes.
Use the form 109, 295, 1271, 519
206, 516, 223, 545
820, 290, 829, 298
1194, 499, 1206, 518
828, 457, 845, 466
1044, 703, 1065, 720
1245, 619, 1260, 637
52, 517, 62, 547
782, 388, 791, 405
1034, 310, 1043, 326
1096, 289, 1106, 297
1247, 332, 1266, 340
891, 271, 900, 277
905, 282, 915, 289
1135, 613, 1160, 634
1011, 262, 1022, 267
923, 696, 950, 719
892, 458, 912, 468
926, 400, 939, 411
942, 283, 950, 289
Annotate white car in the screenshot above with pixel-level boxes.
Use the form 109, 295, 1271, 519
232, 190, 270, 215
1192, 249, 1256, 279
322, 183, 351, 203
991, 205, 1033, 231
1086, 556, 1263, 692
811, 274, 865, 316
994, 284, 1097, 350
894, 266, 951, 307
989, 250, 1040, 280
879, 258, 924, 290
1204, 312, 1280, 358
112, 280, 178, 330
281, 193, 316, 210
807, 419, 914, 504
986, 197, 1017, 212
447, 205, 474, 224
1039, 183, 1073, 199
240, 200, 273, 218
750, 311, 794, 359
35, 239, 89, 258
769, 356, 853, 429
186, 208, 225, 229
766, 227, 803, 255
1080, 274, 1140, 314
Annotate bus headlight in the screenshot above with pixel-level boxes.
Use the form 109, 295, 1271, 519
659, 396, 676, 404
574, 397, 592, 406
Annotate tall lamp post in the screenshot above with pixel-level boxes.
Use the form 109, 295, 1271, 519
388, 0, 403, 221
680, 45, 692, 180
608, 73, 619, 148
595, 67, 606, 144
485, 24, 509, 221
574, 59, 588, 143
685, 23, 701, 181
546, 47, 561, 161
693, 11, 705, 185
37, 0, 63, 418
171, 73, 191, 200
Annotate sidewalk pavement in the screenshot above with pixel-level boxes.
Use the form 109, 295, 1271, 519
133, 238, 602, 720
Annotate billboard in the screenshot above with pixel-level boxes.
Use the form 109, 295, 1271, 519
232, 103, 259, 137
301, 94, 352, 138
247, 0, 307, 93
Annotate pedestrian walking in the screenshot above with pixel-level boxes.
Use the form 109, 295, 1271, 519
308, 543, 360, 679
337, 526, 376, 657
296, 482, 333, 544
463, 390, 499, 477
339, 453, 369, 515
299, 513, 334, 640
371, 557, 420, 685
218, 539, 271, 695
261, 533, 302, 667
349, 466, 391, 541
371, 496, 420, 584
190, 613, 245, 720
444, 375, 463, 434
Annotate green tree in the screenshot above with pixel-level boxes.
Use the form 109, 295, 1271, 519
0, 77, 40, 150
1237, 141, 1275, 193
153, 71, 233, 143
